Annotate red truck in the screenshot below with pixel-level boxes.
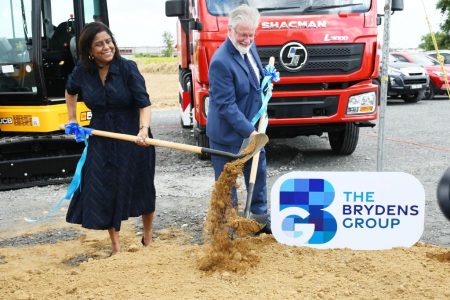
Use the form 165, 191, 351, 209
165, 0, 403, 158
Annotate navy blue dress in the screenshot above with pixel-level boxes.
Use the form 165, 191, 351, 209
65, 57, 156, 231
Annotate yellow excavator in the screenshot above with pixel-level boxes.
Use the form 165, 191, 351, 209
0, 0, 108, 189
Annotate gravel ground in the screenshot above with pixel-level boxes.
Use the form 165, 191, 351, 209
1, 98, 450, 248
0, 228, 81, 247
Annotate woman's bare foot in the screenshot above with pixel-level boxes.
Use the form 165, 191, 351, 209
108, 228, 121, 254
142, 212, 154, 246
141, 231, 152, 247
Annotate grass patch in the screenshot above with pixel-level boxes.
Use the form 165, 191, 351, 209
131, 56, 178, 64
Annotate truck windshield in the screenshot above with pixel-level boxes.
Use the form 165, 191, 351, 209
0, 0, 32, 64
206, 0, 371, 16
0, 0, 36, 94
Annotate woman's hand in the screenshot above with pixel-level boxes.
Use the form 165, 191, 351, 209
136, 126, 149, 147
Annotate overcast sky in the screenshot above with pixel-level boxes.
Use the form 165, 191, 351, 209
107, 0, 445, 49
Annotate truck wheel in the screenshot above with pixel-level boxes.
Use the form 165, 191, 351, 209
195, 124, 210, 160
401, 92, 423, 103
328, 123, 359, 155
423, 83, 435, 100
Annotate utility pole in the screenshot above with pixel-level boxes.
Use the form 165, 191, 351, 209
377, 0, 392, 172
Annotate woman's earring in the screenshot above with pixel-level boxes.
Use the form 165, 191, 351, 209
89, 55, 94, 61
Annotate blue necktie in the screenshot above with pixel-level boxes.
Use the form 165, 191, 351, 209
244, 53, 259, 87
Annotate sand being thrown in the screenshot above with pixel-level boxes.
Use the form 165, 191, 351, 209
197, 140, 265, 272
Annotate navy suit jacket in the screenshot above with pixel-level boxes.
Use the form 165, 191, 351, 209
206, 38, 265, 146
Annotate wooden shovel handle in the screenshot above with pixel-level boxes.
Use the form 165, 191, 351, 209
91, 129, 244, 159
92, 129, 203, 154
248, 56, 275, 183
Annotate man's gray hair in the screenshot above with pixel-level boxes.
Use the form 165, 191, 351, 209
228, 4, 260, 30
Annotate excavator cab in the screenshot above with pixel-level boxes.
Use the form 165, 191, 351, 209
0, 0, 109, 189
0, 0, 109, 109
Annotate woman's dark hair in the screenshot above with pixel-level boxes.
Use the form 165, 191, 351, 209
78, 22, 120, 72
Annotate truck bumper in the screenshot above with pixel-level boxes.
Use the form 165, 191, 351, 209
266, 121, 375, 138
267, 80, 378, 128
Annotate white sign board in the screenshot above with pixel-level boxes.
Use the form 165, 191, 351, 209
271, 172, 425, 250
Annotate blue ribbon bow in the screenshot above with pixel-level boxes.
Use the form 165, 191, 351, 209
250, 64, 280, 131
65, 122, 93, 142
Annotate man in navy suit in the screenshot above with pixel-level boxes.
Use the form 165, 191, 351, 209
206, 4, 267, 217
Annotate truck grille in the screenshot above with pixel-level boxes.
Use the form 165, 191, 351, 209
257, 43, 364, 76
267, 96, 339, 118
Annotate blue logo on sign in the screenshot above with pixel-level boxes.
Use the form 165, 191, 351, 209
280, 179, 337, 244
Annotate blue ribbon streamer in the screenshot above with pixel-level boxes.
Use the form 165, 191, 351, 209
251, 65, 280, 132
25, 123, 92, 223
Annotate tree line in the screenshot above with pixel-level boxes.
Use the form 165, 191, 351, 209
420, 0, 450, 50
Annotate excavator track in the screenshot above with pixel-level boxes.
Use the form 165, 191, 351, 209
0, 134, 84, 190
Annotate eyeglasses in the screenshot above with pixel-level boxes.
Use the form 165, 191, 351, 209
233, 28, 255, 39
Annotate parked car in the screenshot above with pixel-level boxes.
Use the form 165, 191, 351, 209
390, 51, 450, 99
425, 49, 450, 65
380, 55, 428, 103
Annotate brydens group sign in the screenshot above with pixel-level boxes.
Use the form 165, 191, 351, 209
271, 172, 425, 250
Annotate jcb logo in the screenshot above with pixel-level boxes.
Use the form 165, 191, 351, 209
0, 118, 13, 124
80, 111, 92, 122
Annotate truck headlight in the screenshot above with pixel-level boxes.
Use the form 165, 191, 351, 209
347, 92, 376, 114
203, 96, 209, 117
390, 76, 397, 86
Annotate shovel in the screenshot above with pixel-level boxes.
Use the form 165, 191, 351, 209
84, 128, 268, 161
242, 56, 276, 231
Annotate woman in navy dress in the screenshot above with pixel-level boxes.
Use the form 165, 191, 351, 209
65, 22, 156, 255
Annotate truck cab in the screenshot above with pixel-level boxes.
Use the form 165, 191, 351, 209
167, 0, 403, 157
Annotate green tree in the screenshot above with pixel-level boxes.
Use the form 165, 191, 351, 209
437, 0, 450, 31
419, 32, 448, 50
419, 0, 450, 50
162, 31, 174, 57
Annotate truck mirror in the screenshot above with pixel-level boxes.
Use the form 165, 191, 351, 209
165, 0, 186, 17
391, 0, 404, 12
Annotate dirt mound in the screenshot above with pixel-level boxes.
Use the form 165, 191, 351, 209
138, 62, 178, 74
1, 225, 449, 299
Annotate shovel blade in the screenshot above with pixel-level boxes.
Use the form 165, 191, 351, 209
238, 133, 269, 162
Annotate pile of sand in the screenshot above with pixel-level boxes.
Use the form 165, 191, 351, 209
198, 158, 262, 272
0, 223, 449, 299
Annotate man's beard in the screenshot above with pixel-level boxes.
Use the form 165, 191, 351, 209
230, 38, 252, 55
